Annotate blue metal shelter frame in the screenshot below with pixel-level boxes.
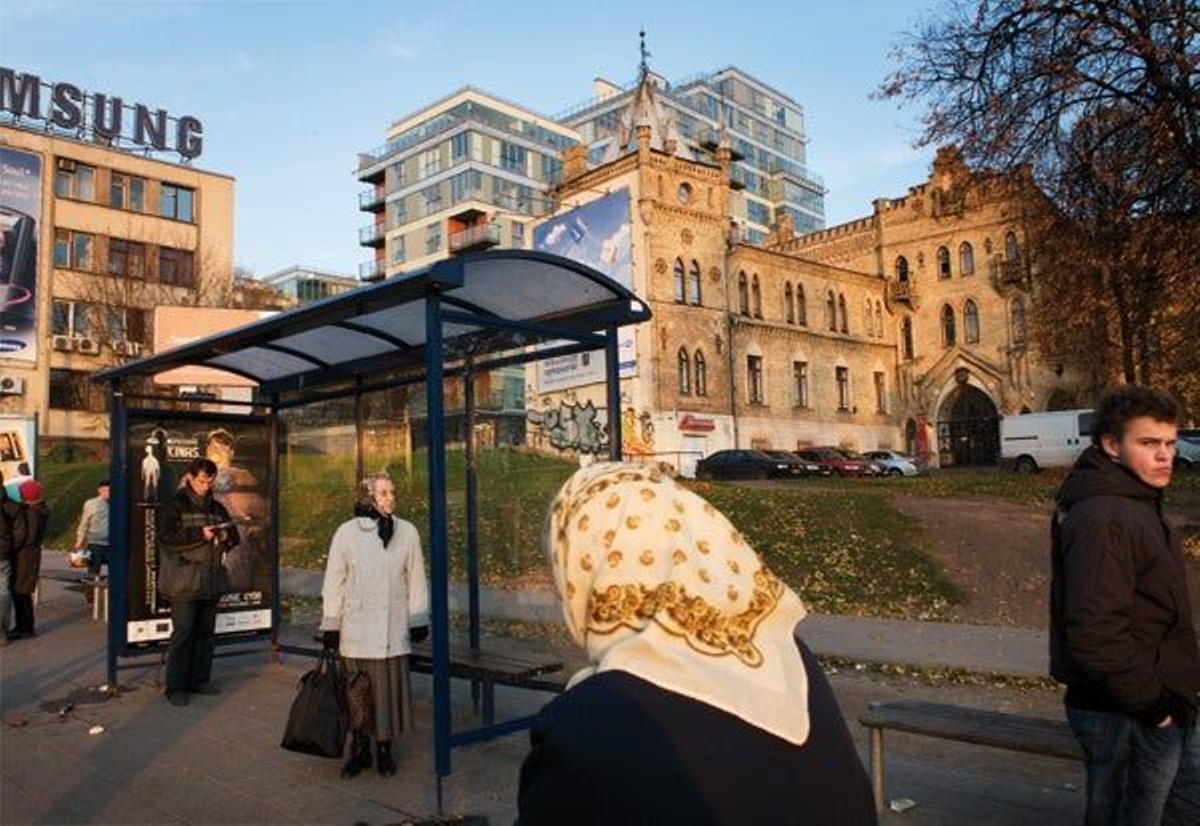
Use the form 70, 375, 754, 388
93, 249, 651, 784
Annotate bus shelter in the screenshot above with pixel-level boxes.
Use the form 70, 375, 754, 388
93, 249, 651, 784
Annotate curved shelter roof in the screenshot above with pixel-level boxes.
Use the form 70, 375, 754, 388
93, 250, 651, 398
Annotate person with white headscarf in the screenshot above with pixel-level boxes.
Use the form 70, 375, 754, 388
516, 462, 875, 825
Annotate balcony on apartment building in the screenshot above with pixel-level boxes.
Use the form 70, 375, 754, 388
447, 209, 501, 254
359, 259, 385, 282
359, 222, 386, 248
359, 186, 386, 212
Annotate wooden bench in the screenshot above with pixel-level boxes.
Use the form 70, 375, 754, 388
859, 700, 1084, 813
408, 638, 564, 725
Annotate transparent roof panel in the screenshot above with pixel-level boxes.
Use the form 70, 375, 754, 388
208, 347, 317, 380
274, 325, 392, 364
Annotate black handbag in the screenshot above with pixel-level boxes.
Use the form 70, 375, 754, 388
280, 649, 348, 758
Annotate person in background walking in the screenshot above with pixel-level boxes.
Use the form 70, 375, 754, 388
516, 462, 876, 825
1051, 385, 1200, 825
158, 458, 238, 707
320, 472, 429, 779
3, 479, 49, 641
74, 480, 110, 599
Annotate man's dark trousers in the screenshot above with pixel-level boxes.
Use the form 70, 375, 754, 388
166, 598, 218, 694
86, 543, 110, 576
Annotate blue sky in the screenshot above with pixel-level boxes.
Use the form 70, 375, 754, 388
1, 0, 936, 276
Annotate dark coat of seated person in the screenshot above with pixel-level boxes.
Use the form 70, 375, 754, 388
516, 462, 876, 826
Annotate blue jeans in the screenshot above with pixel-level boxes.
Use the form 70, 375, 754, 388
1068, 705, 1200, 825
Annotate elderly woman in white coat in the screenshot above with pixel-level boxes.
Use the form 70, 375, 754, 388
320, 472, 429, 779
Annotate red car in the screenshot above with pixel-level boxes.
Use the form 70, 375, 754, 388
795, 447, 872, 477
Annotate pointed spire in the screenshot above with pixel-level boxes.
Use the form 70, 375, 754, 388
639, 29, 651, 82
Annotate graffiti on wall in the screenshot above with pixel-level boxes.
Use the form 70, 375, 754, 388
527, 401, 656, 457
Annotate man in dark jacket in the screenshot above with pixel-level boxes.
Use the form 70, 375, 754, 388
1051, 385, 1200, 824
158, 458, 239, 706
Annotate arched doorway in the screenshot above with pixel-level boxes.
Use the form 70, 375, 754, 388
904, 418, 918, 455
937, 384, 1000, 466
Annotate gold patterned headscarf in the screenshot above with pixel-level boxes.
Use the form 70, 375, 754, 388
545, 461, 811, 745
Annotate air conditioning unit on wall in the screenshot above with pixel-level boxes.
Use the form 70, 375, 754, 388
75, 337, 100, 355
0, 375, 25, 395
52, 334, 75, 352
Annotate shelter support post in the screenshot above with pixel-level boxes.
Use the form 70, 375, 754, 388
605, 326, 622, 461
465, 366, 481, 711
106, 384, 129, 687
354, 378, 365, 482
268, 393, 282, 655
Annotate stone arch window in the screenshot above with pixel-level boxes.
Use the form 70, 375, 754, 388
677, 347, 691, 395
1005, 231, 1020, 261
937, 246, 952, 279
863, 297, 874, 337
688, 260, 702, 306
1011, 296, 1027, 344
826, 290, 837, 331
796, 283, 807, 326
964, 299, 980, 344
738, 272, 749, 316
837, 293, 849, 333
896, 255, 910, 282
941, 303, 957, 347
694, 350, 707, 396
874, 301, 883, 338
901, 317, 914, 359
959, 242, 975, 275
785, 283, 795, 324
673, 258, 685, 303
751, 274, 763, 318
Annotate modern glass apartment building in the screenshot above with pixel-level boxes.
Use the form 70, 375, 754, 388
556, 66, 826, 243
262, 265, 356, 305
356, 88, 579, 279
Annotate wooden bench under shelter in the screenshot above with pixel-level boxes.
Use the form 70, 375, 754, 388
859, 700, 1084, 813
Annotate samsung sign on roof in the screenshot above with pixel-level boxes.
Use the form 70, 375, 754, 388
0, 67, 203, 161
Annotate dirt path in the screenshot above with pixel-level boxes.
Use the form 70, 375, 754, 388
895, 494, 1200, 629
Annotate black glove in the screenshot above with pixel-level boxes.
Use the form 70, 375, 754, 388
322, 630, 340, 651
409, 625, 429, 644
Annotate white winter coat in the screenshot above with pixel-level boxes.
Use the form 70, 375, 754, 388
319, 515, 430, 660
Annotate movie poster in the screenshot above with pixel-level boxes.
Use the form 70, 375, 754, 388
533, 187, 637, 392
0, 413, 36, 485
125, 412, 273, 645
0, 147, 41, 362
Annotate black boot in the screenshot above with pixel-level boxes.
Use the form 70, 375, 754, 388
376, 740, 396, 776
341, 732, 372, 779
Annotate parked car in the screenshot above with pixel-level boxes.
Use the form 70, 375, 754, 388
863, 450, 923, 477
695, 449, 805, 480
795, 447, 872, 477
1176, 434, 1200, 470
763, 450, 827, 477
832, 448, 886, 477
1000, 409, 1094, 473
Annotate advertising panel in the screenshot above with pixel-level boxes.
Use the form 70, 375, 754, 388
125, 412, 273, 645
0, 147, 41, 362
533, 188, 636, 392
0, 413, 36, 483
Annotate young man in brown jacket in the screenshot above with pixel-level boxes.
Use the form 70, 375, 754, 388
1051, 385, 1200, 824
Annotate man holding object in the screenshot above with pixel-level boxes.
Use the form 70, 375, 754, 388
158, 458, 239, 706
1051, 385, 1200, 824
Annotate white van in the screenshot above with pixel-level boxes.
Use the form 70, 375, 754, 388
1000, 409, 1095, 473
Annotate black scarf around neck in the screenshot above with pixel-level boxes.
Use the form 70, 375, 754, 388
354, 502, 395, 546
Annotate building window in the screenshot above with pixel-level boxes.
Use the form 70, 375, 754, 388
110, 173, 146, 211
793, 361, 809, 408
50, 369, 107, 412
895, 255, 909, 282
104, 306, 147, 344
159, 247, 195, 287
838, 293, 848, 333
836, 366, 851, 412
874, 301, 883, 338
901, 317, 914, 360
51, 300, 72, 336
941, 304, 956, 347
688, 260, 702, 306
53, 229, 94, 271
426, 222, 441, 255
738, 272, 749, 316
500, 141, 526, 174
392, 235, 406, 264
673, 258, 686, 303
1012, 296, 1027, 344
54, 160, 94, 200
511, 222, 525, 247
746, 199, 771, 226
421, 148, 441, 177
964, 299, 980, 344
1005, 231, 1020, 261
863, 298, 873, 337
796, 284, 807, 326
874, 371, 887, 413
392, 199, 407, 224
451, 131, 470, 161
677, 348, 691, 395
422, 185, 442, 214
747, 355, 764, 404
108, 238, 146, 279
937, 246, 952, 279
694, 350, 707, 396
785, 283, 795, 324
825, 290, 836, 331
160, 184, 194, 222
751, 275, 762, 318
960, 242, 975, 275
